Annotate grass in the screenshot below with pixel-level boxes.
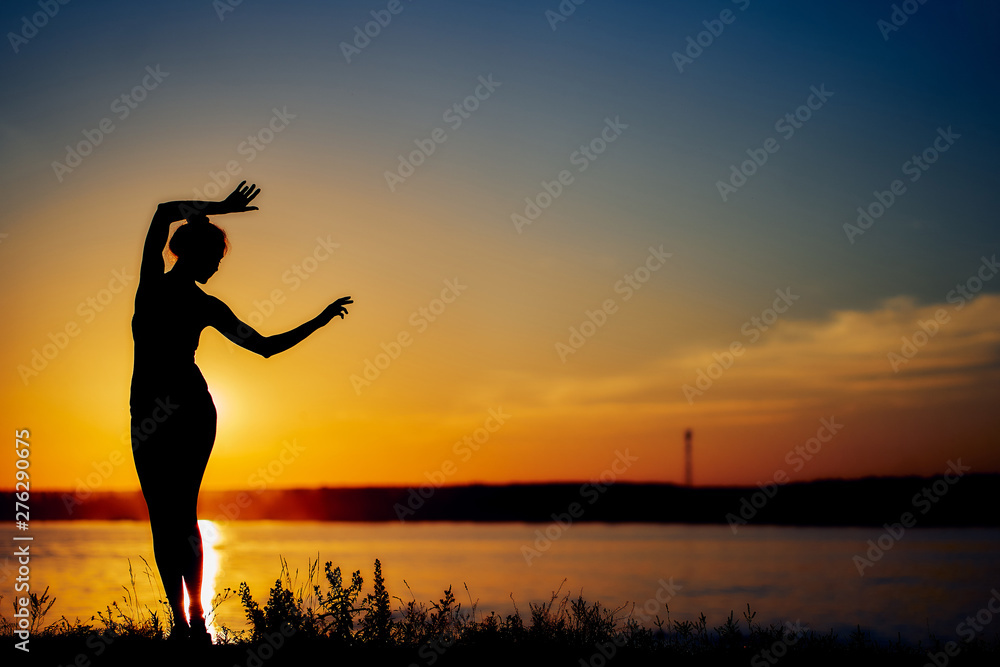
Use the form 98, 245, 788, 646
3, 558, 999, 666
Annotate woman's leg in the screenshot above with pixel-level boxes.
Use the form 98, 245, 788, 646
132, 390, 216, 636
145, 499, 188, 630
179, 490, 205, 626
180, 399, 217, 633
144, 470, 206, 633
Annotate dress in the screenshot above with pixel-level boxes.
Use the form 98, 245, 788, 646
129, 272, 220, 513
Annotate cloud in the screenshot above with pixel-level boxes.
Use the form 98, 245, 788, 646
487, 295, 1000, 426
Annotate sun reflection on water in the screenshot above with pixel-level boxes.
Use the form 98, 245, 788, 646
182, 519, 222, 640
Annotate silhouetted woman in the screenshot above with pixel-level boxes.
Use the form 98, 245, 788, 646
130, 182, 351, 643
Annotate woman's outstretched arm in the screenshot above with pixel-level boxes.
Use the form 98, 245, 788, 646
209, 296, 353, 358
139, 182, 261, 285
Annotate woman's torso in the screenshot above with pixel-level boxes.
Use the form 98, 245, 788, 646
130, 272, 216, 403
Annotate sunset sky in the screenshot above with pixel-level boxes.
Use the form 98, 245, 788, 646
2, 0, 998, 492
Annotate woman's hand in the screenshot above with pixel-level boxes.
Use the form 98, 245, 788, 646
319, 296, 353, 325
218, 181, 261, 214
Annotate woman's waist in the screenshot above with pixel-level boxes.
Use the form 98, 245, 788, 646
129, 376, 213, 416
130, 363, 209, 394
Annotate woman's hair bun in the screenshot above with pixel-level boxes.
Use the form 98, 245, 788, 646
169, 217, 228, 259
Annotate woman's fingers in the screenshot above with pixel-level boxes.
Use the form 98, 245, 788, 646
231, 181, 257, 198
326, 297, 352, 319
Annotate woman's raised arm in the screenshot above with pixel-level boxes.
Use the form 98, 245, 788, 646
138, 182, 261, 285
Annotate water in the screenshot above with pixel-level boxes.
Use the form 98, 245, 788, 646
15, 521, 1000, 642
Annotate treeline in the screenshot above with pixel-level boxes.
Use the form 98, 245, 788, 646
4, 473, 999, 526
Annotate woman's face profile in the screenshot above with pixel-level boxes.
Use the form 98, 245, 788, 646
169, 218, 229, 284
184, 247, 225, 284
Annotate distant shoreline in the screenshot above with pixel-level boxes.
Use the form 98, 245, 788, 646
5, 474, 998, 526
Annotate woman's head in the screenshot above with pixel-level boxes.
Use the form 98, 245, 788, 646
169, 215, 229, 283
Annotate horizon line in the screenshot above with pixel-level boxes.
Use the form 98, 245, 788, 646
5, 471, 998, 496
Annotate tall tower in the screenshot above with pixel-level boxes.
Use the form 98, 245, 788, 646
684, 429, 693, 487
